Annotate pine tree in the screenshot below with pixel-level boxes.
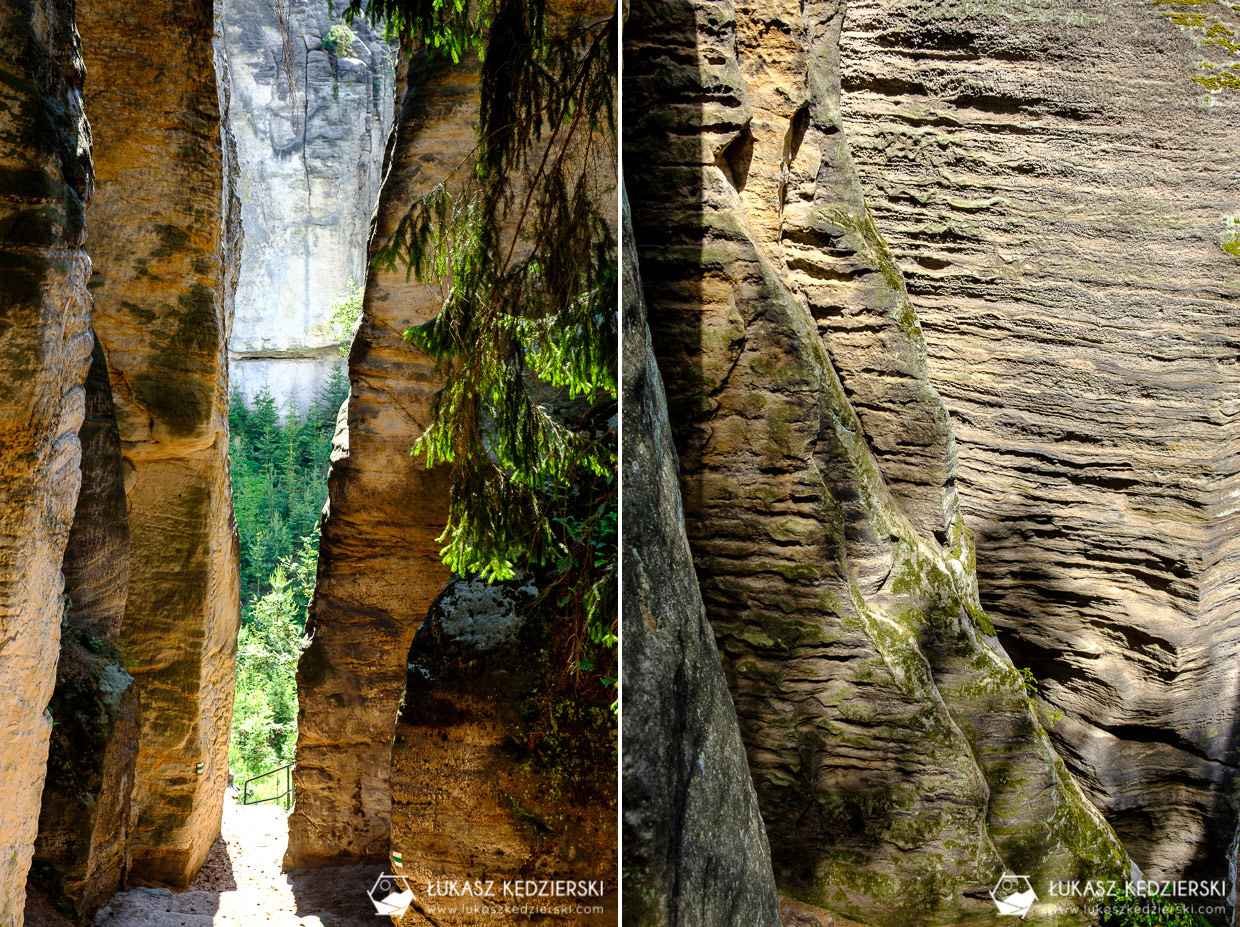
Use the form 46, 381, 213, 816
337, 0, 618, 692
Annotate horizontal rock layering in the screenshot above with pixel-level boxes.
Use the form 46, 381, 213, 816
621, 194, 783, 927
840, 0, 1240, 888
625, 0, 1136, 921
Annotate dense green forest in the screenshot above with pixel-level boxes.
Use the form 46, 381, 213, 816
227, 368, 349, 801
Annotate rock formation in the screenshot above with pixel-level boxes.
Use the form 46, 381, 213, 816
838, 0, 1240, 893
29, 336, 139, 923
284, 48, 465, 869
389, 576, 618, 926
621, 194, 783, 927
77, 0, 240, 886
222, 0, 394, 412
625, 0, 1135, 922
0, 1, 94, 922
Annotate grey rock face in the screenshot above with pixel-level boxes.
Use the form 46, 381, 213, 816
839, 0, 1240, 891
621, 194, 783, 927
0, 0, 94, 922
221, 0, 395, 411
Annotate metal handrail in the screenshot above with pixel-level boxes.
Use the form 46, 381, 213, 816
242, 762, 294, 810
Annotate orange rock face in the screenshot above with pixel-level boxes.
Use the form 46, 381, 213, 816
0, 1, 94, 923
283, 49, 464, 868
77, 0, 240, 887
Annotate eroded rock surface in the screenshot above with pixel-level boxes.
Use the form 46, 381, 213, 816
284, 49, 465, 868
625, 0, 1132, 922
620, 195, 782, 927
0, 0, 93, 921
222, 0, 394, 411
389, 578, 617, 926
77, 0, 240, 886
839, 0, 1240, 889
29, 336, 139, 923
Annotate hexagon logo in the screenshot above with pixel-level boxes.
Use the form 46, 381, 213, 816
990, 873, 1036, 918
369, 872, 415, 916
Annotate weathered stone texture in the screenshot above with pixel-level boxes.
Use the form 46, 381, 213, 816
284, 50, 465, 869
29, 335, 138, 923
0, 0, 94, 922
626, 0, 1132, 922
839, 0, 1240, 891
77, 0, 240, 886
621, 195, 782, 927
389, 578, 617, 926
30, 645, 139, 924
222, 0, 394, 411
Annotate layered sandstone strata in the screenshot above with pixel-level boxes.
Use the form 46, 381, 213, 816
839, 0, 1240, 889
0, 0, 94, 922
284, 50, 465, 868
625, 0, 1133, 922
621, 196, 783, 927
29, 337, 139, 922
77, 0, 240, 885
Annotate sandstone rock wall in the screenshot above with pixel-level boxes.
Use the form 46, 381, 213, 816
390, 577, 617, 926
620, 194, 782, 927
77, 0, 240, 886
222, 0, 394, 412
625, 0, 1134, 921
838, 0, 1240, 889
29, 335, 139, 923
284, 49, 465, 869
0, 0, 94, 922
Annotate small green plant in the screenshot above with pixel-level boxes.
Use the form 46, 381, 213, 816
320, 23, 356, 59
328, 279, 364, 356
1018, 665, 1039, 698
1019, 666, 1064, 729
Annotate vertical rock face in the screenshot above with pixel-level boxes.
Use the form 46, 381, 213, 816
30, 335, 139, 923
390, 578, 618, 926
58, 337, 131, 641
77, 0, 240, 886
0, 0, 93, 922
626, 0, 1131, 922
285, 50, 465, 869
222, 0, 394, 411
620, 196, 782, 927
838, 0, 1240, 888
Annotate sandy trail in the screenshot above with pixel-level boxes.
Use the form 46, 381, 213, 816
92, 796, 388, 926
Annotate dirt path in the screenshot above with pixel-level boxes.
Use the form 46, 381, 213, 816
93, 796, 388, 926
